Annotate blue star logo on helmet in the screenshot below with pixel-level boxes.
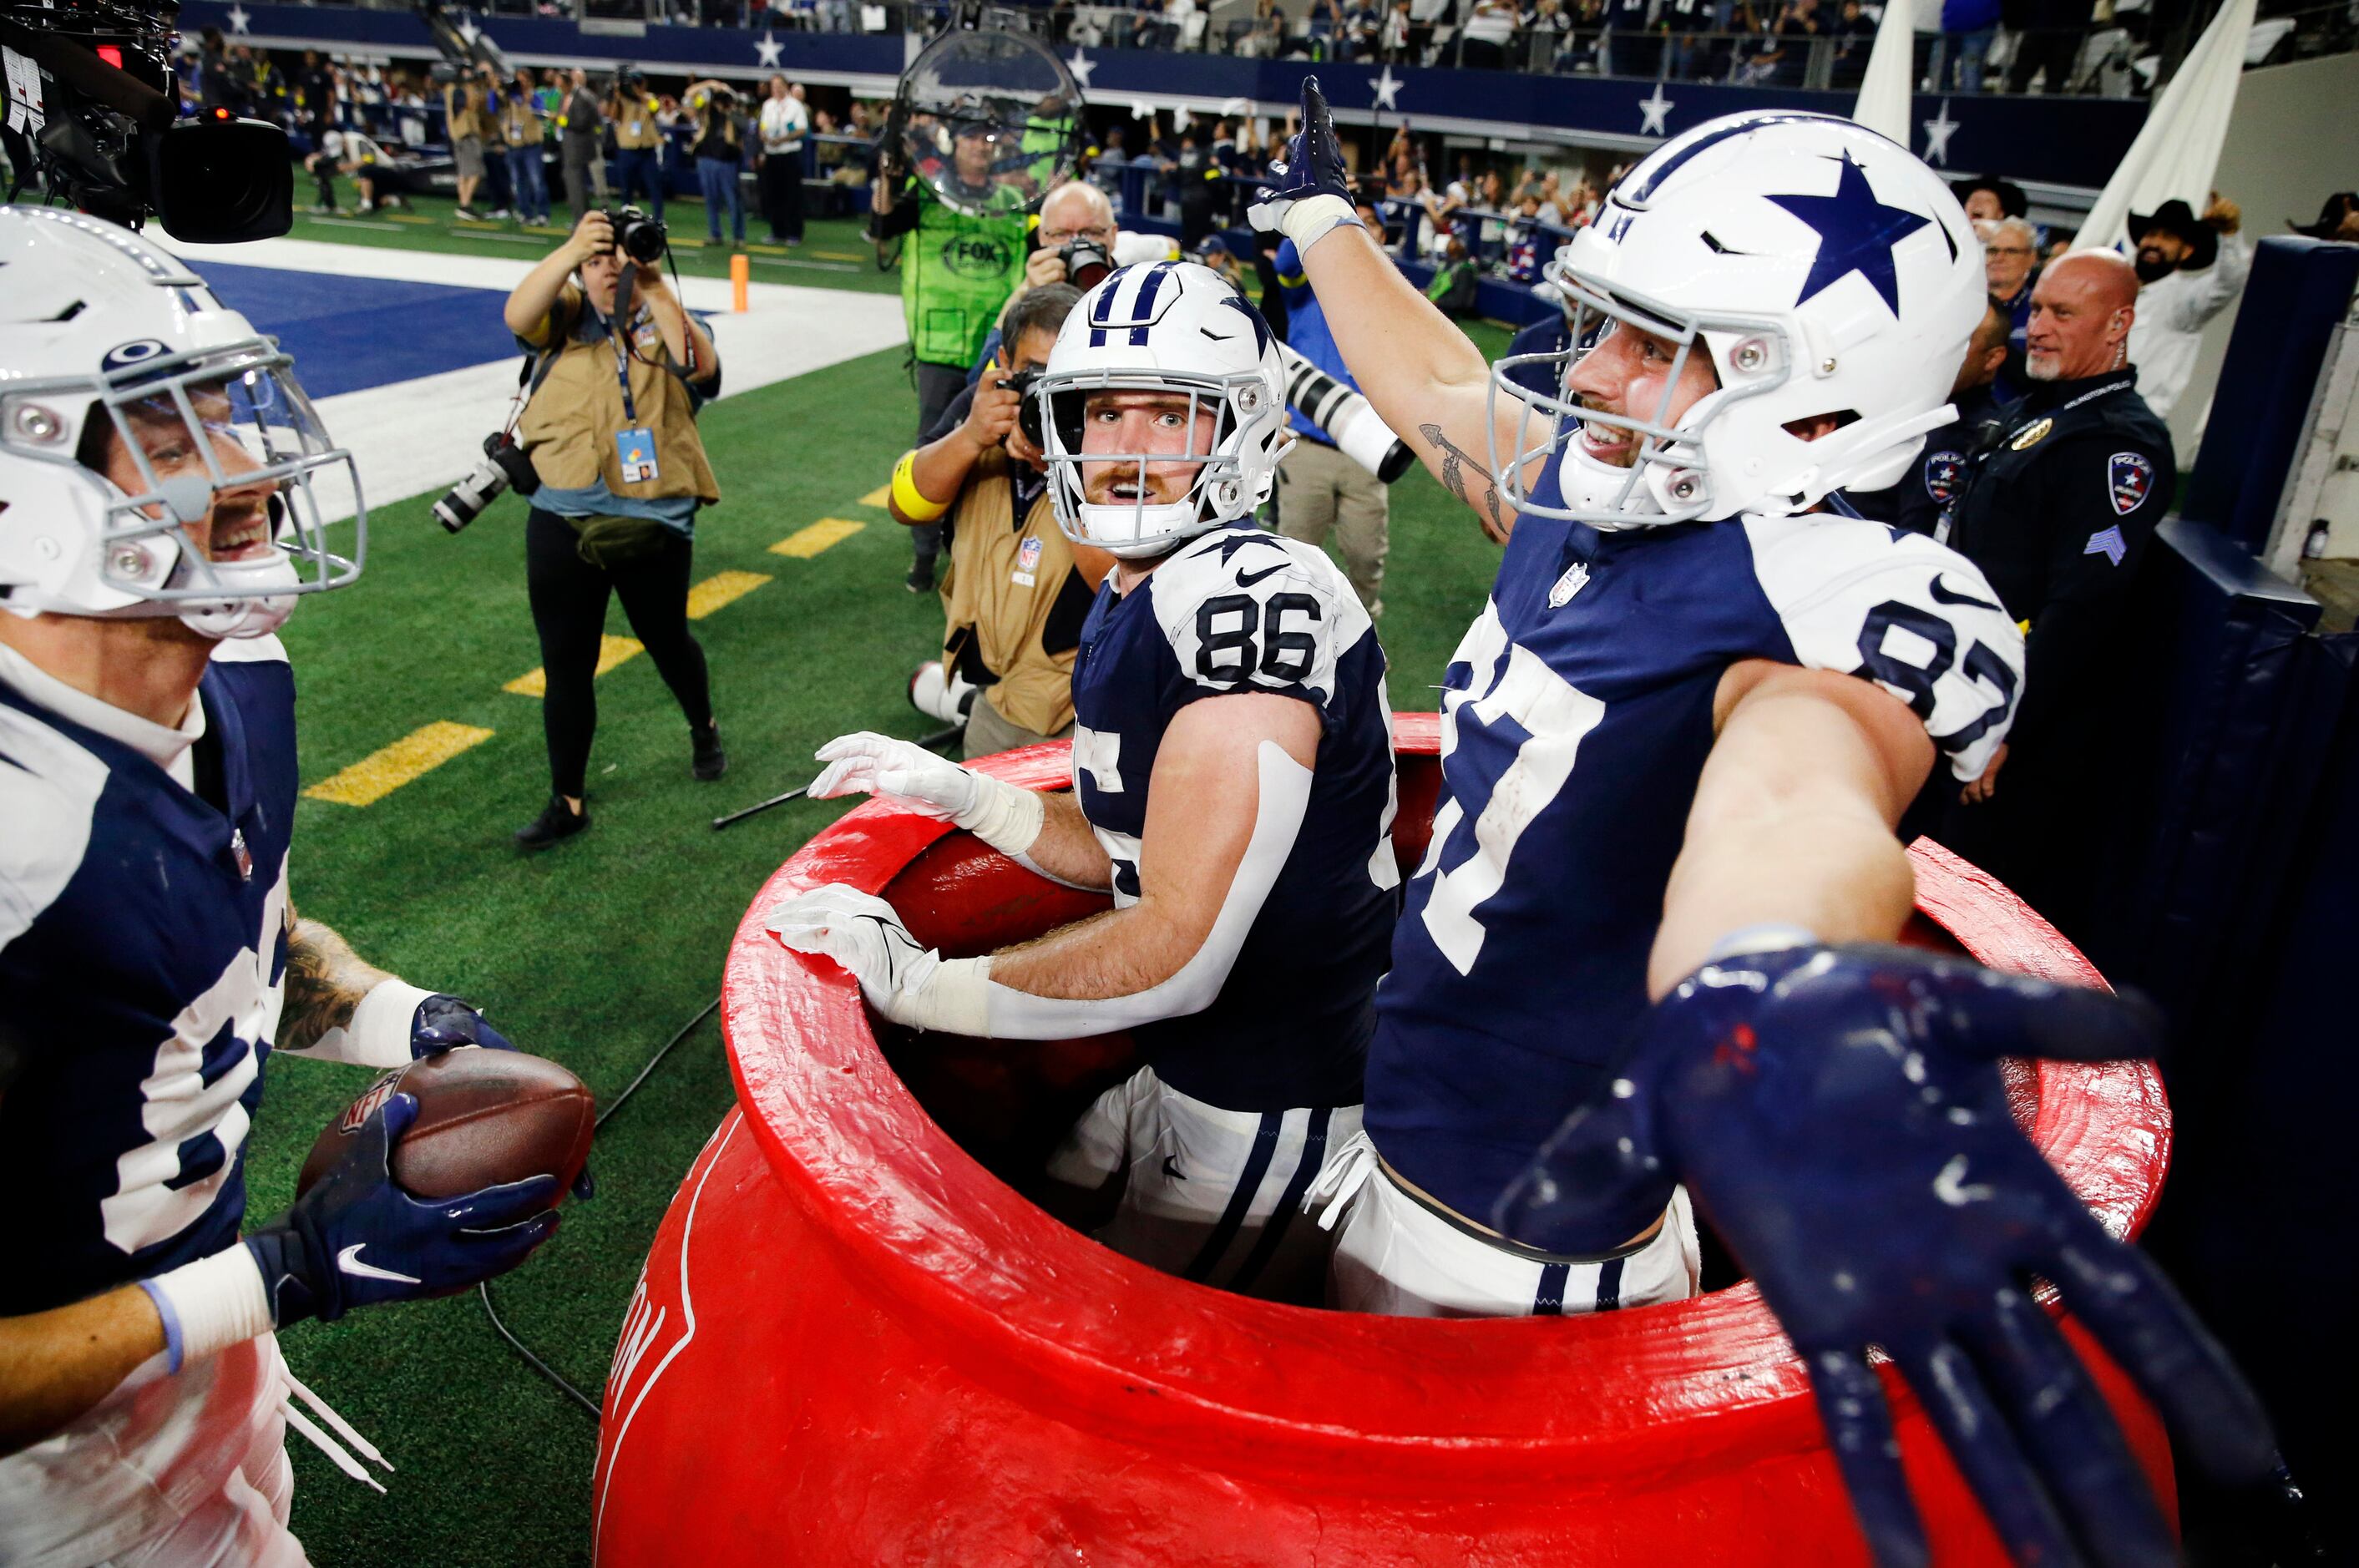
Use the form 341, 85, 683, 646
1765, 152, 1931, 316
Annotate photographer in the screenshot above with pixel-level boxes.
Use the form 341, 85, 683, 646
443, 63, 493, 220
608, 69, 666, 221
684, 79, 747, 248
885, 283, 1114, 757
500, 210, 726, 850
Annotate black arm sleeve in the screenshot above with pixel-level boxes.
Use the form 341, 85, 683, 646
872, 189, 922, 241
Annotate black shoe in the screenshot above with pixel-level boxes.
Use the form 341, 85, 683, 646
691, 721, 727, 781
905, 564, 935, 594
515, 795, 588, 851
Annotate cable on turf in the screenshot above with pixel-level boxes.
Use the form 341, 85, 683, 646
478, 994, 720, 1420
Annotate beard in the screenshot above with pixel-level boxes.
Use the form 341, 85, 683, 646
2134, 250, 2174, 285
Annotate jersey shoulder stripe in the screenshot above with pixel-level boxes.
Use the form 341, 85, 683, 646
1742, 513, 2024, 781
0, 700, 109, 949
1150, 528, 1374, 711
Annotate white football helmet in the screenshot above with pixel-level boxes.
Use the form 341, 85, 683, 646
1491, 111, 1985, 529
0, 206, 363, 639
1032, 260, 1291, 559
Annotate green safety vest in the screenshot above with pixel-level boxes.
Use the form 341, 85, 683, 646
903, 184, 1028, 370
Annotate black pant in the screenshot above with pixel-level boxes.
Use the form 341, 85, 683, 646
909, 359, 971, 574
525, 507, 712, 799
760, 150, 803, 240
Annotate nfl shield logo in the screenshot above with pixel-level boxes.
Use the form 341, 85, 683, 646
230, 828, 253, 882
1547, 561, 1590, 607
2108, 452, 2154, 516
1018, 536, 1044, 572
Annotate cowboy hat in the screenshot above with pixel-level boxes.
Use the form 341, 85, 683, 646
2129, 198, 2219, 270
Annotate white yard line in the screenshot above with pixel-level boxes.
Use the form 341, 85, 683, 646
159, 236, 909, 520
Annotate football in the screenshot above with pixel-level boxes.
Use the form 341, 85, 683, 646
297, 1047, 595, 1202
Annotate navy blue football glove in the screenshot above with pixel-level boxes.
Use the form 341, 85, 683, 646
409, 994, 517, 1057
1496, 943, 2275, 1568
408, 997, 593, 1199
1246, 76, 1357, 240
246, 1092, 561, 1326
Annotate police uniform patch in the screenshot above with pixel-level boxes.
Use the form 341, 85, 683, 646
2108, 450, 2155, 516
2008, 417, 2053, 451
1922, 449, 1967, 503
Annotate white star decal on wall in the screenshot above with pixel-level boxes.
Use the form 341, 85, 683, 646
1638, 83, 1673, 136
1371, 66, 1403, 111
225, 4, 252, 33
1921, 99, 1960, 165
1066, 48, 1095, 89
754, 30, 784, 68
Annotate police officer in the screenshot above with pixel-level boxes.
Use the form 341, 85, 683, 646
1848, 298, 2013, 539
1938, 251, 2171, 942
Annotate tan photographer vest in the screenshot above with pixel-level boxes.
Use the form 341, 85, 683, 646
940, 450, 1094, 738
515, 285, 719, 507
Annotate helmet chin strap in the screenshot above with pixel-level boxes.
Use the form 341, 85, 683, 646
175, 552, 301, 640
1075, 499, 1200, 559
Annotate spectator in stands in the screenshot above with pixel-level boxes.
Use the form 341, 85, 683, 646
1381, 0, 1413, 60
1663, 0, 1717, 80
610, 70, 666, 221
1982, 215, 2040, 397
497, 68, 552, 228
1954, 173, 2029, 224
1343, 0, 1385, 58
1753, 0, 1823, 87
444, 66, 494, 220
1522, 0, 1576, 67
1830, 0, 1876, 85
1939, 253, 2169, 941
2291, 191, 2359, 240
2002, 0, 2088, 94
1425, 232, 1478, 316
684, 80, 748, 247
2127, 193, 2250, 421
757, 76, 809, 245
558, 68, 606, 224
1460, 0, 1520, 67
1600, 0, 1659, 77
1936, 0, 2001, 91
1194, 234, 1249, 291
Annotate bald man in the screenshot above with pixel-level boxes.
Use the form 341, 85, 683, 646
1936, 251, 2172, 941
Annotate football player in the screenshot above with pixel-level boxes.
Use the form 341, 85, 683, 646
767, 261, 1397, 1302
0, 208, 568, 1565
1253, 92, 2272, 1561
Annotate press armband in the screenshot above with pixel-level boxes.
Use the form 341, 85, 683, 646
139, 1247, 276, 1373
891, 450, 951, 522
284, 979, 436, 1067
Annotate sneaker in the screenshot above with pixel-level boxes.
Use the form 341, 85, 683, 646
691, 721, 727, 781
514, 794, 588, 851
454, 205, 480, 221
489, 207, 511, 219
905, 564, 935, 594
784, 236, 802, 247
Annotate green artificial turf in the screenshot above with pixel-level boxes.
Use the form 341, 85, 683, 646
247, 235, 1517, 1561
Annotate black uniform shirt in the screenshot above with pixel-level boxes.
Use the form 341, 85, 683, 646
1846, 379, 2015, 539
1943, 367, 2173, 753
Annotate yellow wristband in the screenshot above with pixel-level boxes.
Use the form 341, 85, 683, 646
891, 450, 951, 522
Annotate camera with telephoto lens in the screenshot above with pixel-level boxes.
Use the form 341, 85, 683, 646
601, 205, 668, 265
433, 429, 541, 534
1059, 238, 1112, 291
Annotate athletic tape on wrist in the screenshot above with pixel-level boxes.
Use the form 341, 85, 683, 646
1281, 195, 1361, 254
1705, 923, 1819, 963
294, 979, 438, 1067
894, 953, 994, 1037
891, 449, 951, 522
139, 1247, 274, 1373
950, 772, 1045, 859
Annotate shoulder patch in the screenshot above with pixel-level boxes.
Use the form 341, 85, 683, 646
1922, 448, 1967, 504
2107, 451, 2156, 516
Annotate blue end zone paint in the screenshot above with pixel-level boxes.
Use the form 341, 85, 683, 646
197, 263, 518, 398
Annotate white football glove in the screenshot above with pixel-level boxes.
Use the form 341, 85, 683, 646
764, 884, 990, 1035
808, 731, 1043, 857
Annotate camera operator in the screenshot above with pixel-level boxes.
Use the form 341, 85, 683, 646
443, 63, 494, 220
886, 283, 1115, 757
684, 79, 747, 248
500, 210, 725, 850
607, 68, 666, 221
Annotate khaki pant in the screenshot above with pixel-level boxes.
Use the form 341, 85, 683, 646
963, 692, 1070, 761
1274, 438, 1388, 616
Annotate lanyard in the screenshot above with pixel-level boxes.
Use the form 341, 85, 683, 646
605, 274, 641, 427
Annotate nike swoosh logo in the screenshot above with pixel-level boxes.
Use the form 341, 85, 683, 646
1162, 1155, 1185, 1181
1199, 327, 1234, 342
1928, 575, 2002, 613
338, 1243, 423, 1284
1235, 563, 1288, 587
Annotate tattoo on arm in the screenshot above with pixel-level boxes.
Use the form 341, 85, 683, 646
276, 908, 395, 1054
1419, 422, 1511, 539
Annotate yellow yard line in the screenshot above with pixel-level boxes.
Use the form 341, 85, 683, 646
857, 483, 892, 508
304, 721, 495, 808
686, 569, 772, 620
504, 635, 645, 697
768, 518, 865, 559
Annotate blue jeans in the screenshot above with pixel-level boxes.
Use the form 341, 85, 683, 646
696, 156, 742, 242
506, 144, 549, 223
614, 145, 665, 222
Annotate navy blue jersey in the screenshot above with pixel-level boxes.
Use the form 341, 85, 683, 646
1069, 524, 1397, 1112
0, 639, 297, 1316
1367, 470, 2023, 1222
